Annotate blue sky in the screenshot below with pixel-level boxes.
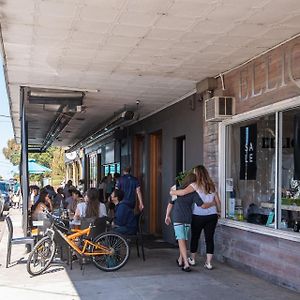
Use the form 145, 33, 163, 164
0, 59, 15, 179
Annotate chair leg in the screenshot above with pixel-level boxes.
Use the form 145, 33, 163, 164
60, 245, 63, 261
136, 238, 140, 257
140, 236, 145, 261
66, 246, 69, 266
69, 246, 73, 270
6, 241, 12, 268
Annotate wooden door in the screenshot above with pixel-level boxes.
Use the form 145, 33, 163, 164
149, 131, 162, 235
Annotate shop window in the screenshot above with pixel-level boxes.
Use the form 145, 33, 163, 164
225, 114, 275, 226
280, 109, 300, 232
89, 153, 97, 188
225, 108, 300, 233
103, 162, 120, 176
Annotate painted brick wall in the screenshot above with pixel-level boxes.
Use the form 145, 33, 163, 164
198, 225, 300, 292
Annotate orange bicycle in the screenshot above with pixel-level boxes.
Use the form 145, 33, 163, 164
27, 211, 130, 276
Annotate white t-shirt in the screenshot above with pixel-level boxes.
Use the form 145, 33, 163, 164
190, 183, 217, 216
76, 202, 107, 218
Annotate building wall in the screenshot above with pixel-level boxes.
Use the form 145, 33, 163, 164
203, 36, 300, 291
211, 225, 300, 291
129, 95, 204, 243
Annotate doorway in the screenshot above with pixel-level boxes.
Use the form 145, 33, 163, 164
149, 131, 162, 235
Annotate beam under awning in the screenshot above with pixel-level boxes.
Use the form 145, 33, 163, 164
24, 87, 85, 152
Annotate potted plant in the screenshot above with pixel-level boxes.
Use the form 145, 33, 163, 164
175, 170, 191, 188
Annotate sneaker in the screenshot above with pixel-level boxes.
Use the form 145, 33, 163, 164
188, 257, 195, 266
204, 262, 213, 270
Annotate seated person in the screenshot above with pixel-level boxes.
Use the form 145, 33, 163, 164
53, 187, 66, 209
31, 188, 53, 230
74, 188, 107, 228
29, 185, 40, 208
64, 187, 76, 209
110, 189, 137, 235
67, 189, 82, 219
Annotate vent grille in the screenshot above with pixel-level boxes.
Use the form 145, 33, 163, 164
205, 96, 235, 122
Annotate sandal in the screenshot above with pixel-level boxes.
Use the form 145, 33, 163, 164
182, 266, 191, 272
204, 262, 213, 270
176, 259, 183, 267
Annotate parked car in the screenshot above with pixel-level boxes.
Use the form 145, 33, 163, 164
0, 193, 4, 216
0, 181, 12, 212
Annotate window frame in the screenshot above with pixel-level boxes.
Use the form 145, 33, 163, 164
219, 95, 300, 242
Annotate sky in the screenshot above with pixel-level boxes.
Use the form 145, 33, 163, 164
0, 59, 15, 179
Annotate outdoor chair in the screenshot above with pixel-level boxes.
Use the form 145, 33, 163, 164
5, 215, 35, 268
68, 217, 108, 270
125, 212, 145, 261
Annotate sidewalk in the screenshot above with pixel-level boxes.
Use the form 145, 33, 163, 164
0, 209, 299, 300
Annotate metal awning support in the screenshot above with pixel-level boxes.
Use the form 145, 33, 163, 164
20, 87, 29, 235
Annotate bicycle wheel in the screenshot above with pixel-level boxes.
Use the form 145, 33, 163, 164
27, 236, 56, 276
92, 232, 130, 272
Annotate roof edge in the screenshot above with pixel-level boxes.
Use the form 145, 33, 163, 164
0, 22, 17, 142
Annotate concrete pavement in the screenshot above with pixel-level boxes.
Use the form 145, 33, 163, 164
0, 209, 299, 300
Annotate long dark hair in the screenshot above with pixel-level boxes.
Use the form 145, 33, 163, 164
85, 188, 99, 218
193, 165, 216, 194
31, 188, 50, 212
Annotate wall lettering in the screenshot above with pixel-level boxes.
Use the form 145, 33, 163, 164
239, 44, 300, 101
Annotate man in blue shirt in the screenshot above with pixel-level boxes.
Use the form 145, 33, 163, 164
111, 189, 137, 235
116, 166, 144, 212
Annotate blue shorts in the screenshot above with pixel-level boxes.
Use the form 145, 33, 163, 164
173, 223, 190, 240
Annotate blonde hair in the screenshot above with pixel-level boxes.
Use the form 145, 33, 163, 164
193, 165, 215, 194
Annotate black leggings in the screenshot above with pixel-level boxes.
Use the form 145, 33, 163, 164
190, 214, 218, 254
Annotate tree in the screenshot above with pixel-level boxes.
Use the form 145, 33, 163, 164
3, 139, 21, 165
2, 138, 65, 185
50, 147, 65, 186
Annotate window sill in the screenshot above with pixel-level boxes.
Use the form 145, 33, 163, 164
218, 218, 300, 243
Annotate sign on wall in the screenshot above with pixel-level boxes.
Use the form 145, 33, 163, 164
240, 124, 257, 180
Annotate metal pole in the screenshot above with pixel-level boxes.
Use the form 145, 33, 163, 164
20, 87, 29, 236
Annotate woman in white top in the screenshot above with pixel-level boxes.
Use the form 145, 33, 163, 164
170, 165, 221, 270
74, 188, 107, 224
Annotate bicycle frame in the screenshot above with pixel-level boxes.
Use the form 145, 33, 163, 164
55, 227, 112, 256
28, 212, 130, 276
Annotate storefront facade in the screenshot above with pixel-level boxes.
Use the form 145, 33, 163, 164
61, 34, 300, 292
125, 94, 204, 238
63, 92, 205, 239
204, 36, 300, 291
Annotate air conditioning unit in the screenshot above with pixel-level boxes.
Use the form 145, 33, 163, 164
205, 96, 235, 122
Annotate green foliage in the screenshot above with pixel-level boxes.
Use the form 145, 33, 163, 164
3, 139, 21, 165
2, 138, 65, 184
50, 147, 65, 186
175, 170, 192, 187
